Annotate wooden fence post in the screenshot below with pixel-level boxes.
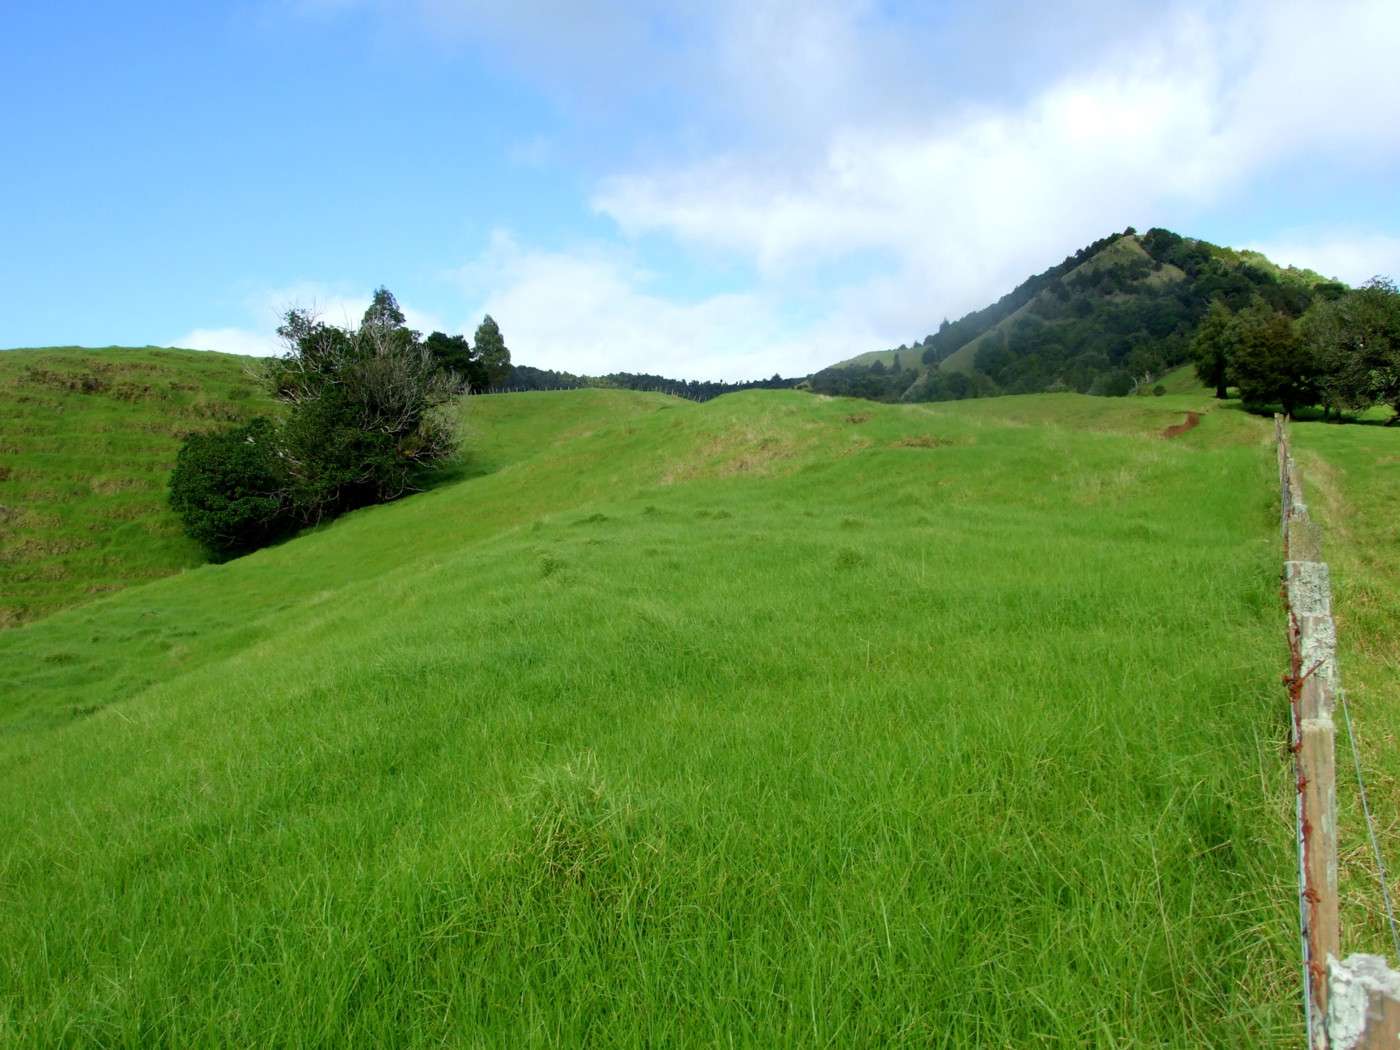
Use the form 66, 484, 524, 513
1302, 714, 1341, 1028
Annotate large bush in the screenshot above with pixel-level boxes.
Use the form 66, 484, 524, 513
269, 301, 458, 522
169, 417, 293, 558
171, 288, 461, 555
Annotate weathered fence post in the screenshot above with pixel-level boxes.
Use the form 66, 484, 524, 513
1302, 714, 1341, 1016
1328, 956, 1400, 1048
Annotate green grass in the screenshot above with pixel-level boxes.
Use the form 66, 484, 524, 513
1152, 364, 1209, 396
0, 383, 1304, 1045
826, 347, 924, 373
1288, 416, 1400, 959
0, 347, 267, 626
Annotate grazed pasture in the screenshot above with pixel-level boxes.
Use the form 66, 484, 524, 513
1, 376, 1308, 1045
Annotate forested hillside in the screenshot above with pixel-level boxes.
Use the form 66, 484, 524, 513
810, 228, 1344, 403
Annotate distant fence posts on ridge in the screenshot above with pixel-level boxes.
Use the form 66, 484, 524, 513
1276, 414, 1400, 1049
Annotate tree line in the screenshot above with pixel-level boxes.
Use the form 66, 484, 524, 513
489, 365, 799, 401
1191, 276, 1400, 419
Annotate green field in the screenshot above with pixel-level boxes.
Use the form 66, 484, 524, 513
0, 348, 266, 626
0, 364, 1316, 1046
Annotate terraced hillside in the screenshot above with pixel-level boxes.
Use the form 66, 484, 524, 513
2, 385, 1311, 1045
0, 348, 266, 625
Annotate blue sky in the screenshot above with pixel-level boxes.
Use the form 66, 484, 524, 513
3, 0, 1398, 378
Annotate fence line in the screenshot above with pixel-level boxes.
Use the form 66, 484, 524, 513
1276, 414, 1400, 1048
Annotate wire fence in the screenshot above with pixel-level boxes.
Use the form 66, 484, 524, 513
1276, 414, 1400, 1049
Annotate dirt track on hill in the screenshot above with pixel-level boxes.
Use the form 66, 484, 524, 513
1161, 411, 1201, 439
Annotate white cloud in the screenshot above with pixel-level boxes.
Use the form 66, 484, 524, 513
1244, 232, 1400, 286
246, 0, 1400, 379
588, 0, 1400, 346
455, 232, 876, 379
594, 38, 1225, 330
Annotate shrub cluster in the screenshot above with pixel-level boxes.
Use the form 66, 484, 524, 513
169, 418, 290, 554
170, 289, 475, 558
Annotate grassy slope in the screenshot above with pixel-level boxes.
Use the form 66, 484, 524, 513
0, 347, 266, 626
1154, 363, 1210, 396
1289, 417, 1400, 956
0, 388, 1300, 1045
827, 348, 923, 372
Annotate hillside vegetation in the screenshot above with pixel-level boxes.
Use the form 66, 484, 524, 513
0, 348, 266, 626
0, 383, 1308, 1045
811, 228, 1343, 403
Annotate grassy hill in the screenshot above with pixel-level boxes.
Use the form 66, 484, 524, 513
1152, 362, 1210, 395
1, 381, 1315, 1045
0, 347, 266, 626
813, 228, 1342, 403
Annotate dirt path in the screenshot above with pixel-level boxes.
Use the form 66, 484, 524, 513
1161, 410, 1201, 439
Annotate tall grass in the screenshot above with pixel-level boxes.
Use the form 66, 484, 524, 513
1, 384, 1301, 1045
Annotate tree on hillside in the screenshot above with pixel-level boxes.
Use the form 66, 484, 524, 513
1190, 300, 1236, 399
170, 288, 461, 557
272, 305, 458, 517
1229, 302, 1318, 415
1302, 276, 1400, 421
362, 286, 408, 332
473, 315, 511, 390
423, 331, 480, 391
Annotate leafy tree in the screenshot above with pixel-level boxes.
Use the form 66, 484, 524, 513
1189, 300, 1236, 399
169, 417, 293, 558
473, 315, 511, 390
171, 288, 462, 558
423, 331, 480, 391
1303, 276, 1400, 419
1229, 303, 1318, 415
362, 286, 407, 332
271, 305, 458, 518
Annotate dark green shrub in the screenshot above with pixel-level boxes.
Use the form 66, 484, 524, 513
170, 288, 462, 558
1152, 384, 1166, 396
268, 303, 458, 523
169, 417, 293, 558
